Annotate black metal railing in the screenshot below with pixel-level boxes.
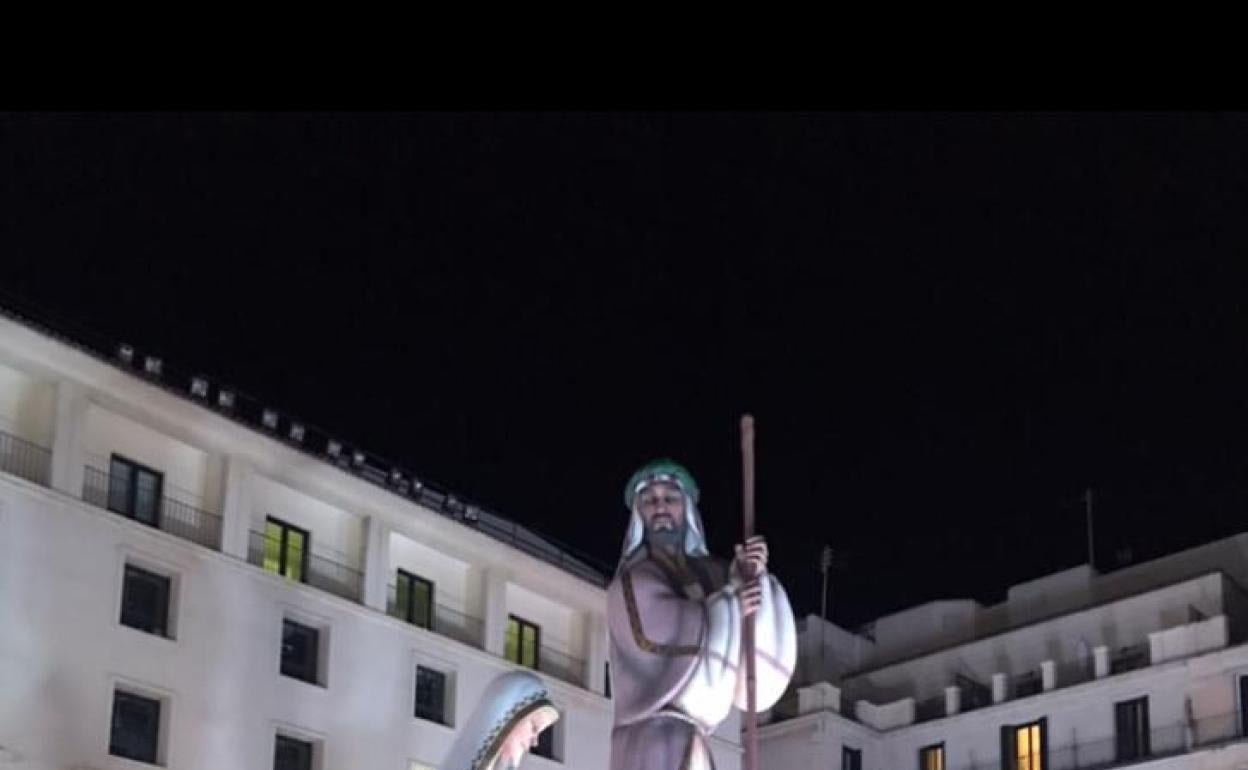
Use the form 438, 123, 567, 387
1055, 657, 1096, 689
1110, 643, 1149, 674
915, 694, 946, 723
83, 465, 222, 549
386, 584, 485, 648
952, 710, 1244, 770
502, 628, 588, 688
1012, 669, 1043, 698
0, 428, 51, 486
247, 530, 362, 602
538, 643, 587, 687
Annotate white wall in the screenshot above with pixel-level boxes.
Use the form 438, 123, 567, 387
0, 359, 55, 446
0, 475, 611, 770
82, 402, 222, 513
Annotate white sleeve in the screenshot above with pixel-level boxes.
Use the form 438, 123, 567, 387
734, 574, 797, 711
672, 584, 742, 729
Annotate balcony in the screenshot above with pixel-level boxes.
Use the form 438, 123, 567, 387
83, 465, 221, 549
0, 429, 51, 487
247, 529, 362, 602
957, 710, 1245, 770
1110, 642, 1149, 674
536, 643, 587, 688
386, 583, 485, 649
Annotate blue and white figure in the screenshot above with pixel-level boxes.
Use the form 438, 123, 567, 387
442, 671, 560, 770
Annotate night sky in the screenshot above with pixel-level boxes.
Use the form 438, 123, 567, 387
4, 112, 1248, 628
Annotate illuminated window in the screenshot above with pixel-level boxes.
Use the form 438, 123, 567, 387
1003, 719, 1045, 770
920, 743, 944, 770
505, 615, 540, 669
264, 517, 308, 582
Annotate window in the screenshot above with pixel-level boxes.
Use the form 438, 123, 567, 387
1002, 719, 1046, 770
110, 689, 161, 764
264, 517, 309, 582
274, 734, 314, 770
108, 454, 163, 526
533, 716, 556, 760
414, 666, 447, 724
505, 615, 540, 669
843, 746, 862, 770
920, 743, 944, 770
395, 570, 434, 629
1240, 676, 1248, 736
1115, 697, 1150, 761
281, 619, 320, 684
120, 564, 171, 637
604, 661, 612, 699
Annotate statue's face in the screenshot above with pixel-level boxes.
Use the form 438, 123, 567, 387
490, 708, 557, 770
637, 481, 686, 535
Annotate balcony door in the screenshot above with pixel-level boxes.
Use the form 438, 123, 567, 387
108, 454, 163, 527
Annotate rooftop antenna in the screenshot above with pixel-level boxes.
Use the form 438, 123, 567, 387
819, 544, 833, 682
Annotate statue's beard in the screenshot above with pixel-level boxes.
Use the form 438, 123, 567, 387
646, 522, 685, 553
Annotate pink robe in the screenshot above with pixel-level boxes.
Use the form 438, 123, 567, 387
607, 552, 795, 770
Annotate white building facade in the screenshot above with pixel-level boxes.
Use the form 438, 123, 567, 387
762, 535, 1248, 770
0, 311, 627, 770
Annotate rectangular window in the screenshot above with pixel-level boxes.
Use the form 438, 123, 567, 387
396, 569, 434, 629
1115, 696, 1150, 761
505, 615, 540, 669
843, 746, 862, 770
264, 517, 309, 582
108, 454, 163, 526
534, 716, 556, 760
920, 743, 944, 770
414, 666, 447, 724
109, 689, 161, 764
281, 619, 320, 684
120, 564, 171, 637
1240, 676, 1248, 737
1002, 719, 1046, 770
274, 734, 314, 770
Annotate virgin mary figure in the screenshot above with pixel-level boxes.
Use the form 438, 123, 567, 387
440, 670, 561, 770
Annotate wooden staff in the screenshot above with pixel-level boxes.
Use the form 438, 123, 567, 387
740, 414, 758, 770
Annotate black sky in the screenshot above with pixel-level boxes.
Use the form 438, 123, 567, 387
4, 112, 1248, 627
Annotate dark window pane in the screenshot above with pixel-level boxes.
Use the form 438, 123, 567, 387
134, 469, 161, 525
534, 719, 555, 758
110, 690, 160, 764
1115, 697, 1150, 761
843, 747, 862, 770
108, 458, 133, 514
121, 565, 170, 637
415, 666, 447, 723
274, 734, 313, 770
281, 619, 319, 684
